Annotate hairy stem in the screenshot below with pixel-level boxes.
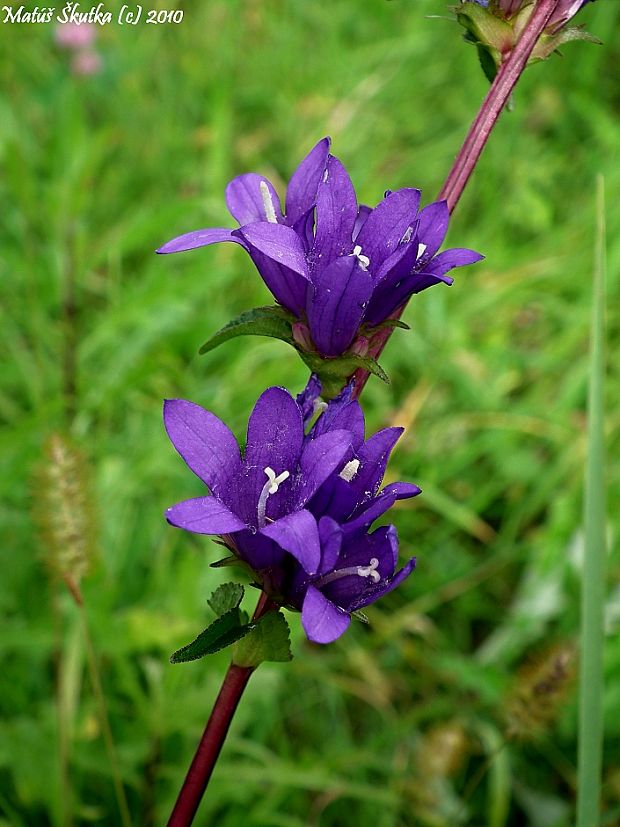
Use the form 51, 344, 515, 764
167, 592, 274, 827
352, 0, 562, 397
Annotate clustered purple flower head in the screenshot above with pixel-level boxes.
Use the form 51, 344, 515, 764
164, 378, 419, 643
158, 138, 482, 359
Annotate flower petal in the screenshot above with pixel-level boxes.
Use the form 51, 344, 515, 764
165, 496, 247, 534
425, 247, 484, 278
244, 387, 304, 520
261, 509, 321, 574
318, 516, 343, 574
164, 399, 242, 498
235, 222, 309, 278
310, 386, 365, 450
157, 227, 246, 255
310, 155, 357, 269
302, 585, 351, 644
307, 255, 373, 357
296, 429, 354, 507
285, 137, 331, 226
225, 173, 284, 226
355, 188, 421, 271
350, 427, 404, 502
245, 247, 309, 314
416, 200, 449, 262
380, 481, 422, 500
342, 493, 397, 536
364, 271, 451, 324
322, 525, 399, 608
234, 529, 287, 571
296, 374, 323, 425
353, 204, 372, 241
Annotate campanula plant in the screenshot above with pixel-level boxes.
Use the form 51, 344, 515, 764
158, 138, 482, 392
160, 3, 603, 825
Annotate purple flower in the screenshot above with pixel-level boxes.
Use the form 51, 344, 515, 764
164, 379, 419, 643
164, 386, 353, 576
158, 139, 482, 359
288, 381, 419, 643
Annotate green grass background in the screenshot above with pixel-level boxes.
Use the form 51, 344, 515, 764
1, 1, 618, 824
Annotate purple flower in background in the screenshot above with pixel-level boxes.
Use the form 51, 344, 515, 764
55, 22, 102, 76
55, 21, 97, 48
164, 379, 419, 643
158, 139, 482, 359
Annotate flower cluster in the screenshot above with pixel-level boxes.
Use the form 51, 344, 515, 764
158, 138, 482, 360
164, 380, 418, 643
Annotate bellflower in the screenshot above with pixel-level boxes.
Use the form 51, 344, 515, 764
158, 139, 482, 359
287, 380, 419, 643
164, 379, 419, 643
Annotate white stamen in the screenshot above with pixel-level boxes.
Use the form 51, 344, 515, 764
264, 466, 290, 494
260, 180, 278, 224
352, 244, 370, 269
339, 459, 360, 482
417, 242, 427, 260
257, 466, 290, 527
313, 557, 381, 588
356, 557, 380, 583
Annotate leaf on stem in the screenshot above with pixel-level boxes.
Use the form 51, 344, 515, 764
170, 608, 253, 663
198, 305, 296, 354
232, 611, 292, 667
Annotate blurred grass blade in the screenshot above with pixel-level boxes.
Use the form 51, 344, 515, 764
576, 175, 607, 827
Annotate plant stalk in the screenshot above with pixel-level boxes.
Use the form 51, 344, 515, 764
167, 592, 273, 827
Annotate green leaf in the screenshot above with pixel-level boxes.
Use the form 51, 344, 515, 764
577, 175, 607, 827
232, 611, 292, 667
198, 305, 296, 355
364, 318, 410, 333
209, 555, 242, 568
208, 582, 244, 617
170, 608, 252, 663
455, 3, 513, 53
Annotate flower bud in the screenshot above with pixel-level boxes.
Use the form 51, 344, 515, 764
456, 0, 599, 82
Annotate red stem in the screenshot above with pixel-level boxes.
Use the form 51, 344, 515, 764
167, 593, 273, 827
169, 1, 564, 822
352, 0, 561, 398
438, 0, 559, 212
